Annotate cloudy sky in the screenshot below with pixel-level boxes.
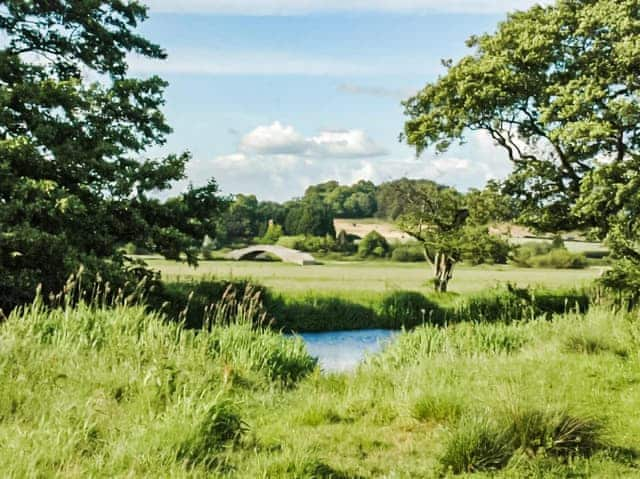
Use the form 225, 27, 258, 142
135, 1, 546, 201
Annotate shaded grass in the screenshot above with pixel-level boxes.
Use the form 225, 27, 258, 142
153, 278, 591, 332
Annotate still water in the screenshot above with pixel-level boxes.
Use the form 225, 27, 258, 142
294, 329, 397, 372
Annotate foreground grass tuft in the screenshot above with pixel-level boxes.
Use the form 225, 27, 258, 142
440, 416, 513, 474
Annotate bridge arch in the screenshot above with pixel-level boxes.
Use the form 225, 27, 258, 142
225, 245, 317, 266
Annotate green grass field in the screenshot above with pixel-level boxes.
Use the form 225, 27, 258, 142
2, 295, 639, 477
149, 258, 602, 297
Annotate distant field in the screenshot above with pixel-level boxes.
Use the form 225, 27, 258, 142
335, 218, 609, 255
150, 258, 601, 297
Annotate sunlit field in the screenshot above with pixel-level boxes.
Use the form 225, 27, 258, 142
149, 258, 602, 297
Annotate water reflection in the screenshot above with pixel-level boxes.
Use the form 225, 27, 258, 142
293, 329, 397, 372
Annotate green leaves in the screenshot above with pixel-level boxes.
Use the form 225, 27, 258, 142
0, 1, 225, 309
404, 0, 640, 232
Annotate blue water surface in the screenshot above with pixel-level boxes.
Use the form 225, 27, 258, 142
292, 329, 397, 373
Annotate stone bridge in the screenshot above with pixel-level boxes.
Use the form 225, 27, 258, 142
225, 245, 318, 266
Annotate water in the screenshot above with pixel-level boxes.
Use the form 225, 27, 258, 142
293, 329, 397, 372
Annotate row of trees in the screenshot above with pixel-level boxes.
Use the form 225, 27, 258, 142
215, 178, 517, 247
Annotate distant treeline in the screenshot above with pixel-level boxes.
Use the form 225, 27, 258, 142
216, 178, 519, 246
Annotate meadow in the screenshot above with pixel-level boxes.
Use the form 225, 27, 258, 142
2, 289, 639, 477
150, 258, 602, 297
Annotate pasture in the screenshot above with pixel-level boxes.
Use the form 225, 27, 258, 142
150, 258, 602, 298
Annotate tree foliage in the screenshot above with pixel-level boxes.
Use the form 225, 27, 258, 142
404, 0, 640, 232
403, 0, 640, 293
0, 1, 224, 310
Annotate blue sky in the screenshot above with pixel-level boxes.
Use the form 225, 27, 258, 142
133, 1, 546, 201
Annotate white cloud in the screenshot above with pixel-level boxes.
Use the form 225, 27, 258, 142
309, 129, 387, 158
146, 0, 550, 15
237, 122, 387, 158
240, 122, 307, 155
182, 123, 513, 201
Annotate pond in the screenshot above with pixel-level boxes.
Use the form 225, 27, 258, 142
293, 329, 397, 372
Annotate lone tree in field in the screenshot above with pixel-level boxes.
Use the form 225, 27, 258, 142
403, 0, 640, 296
0, 1, 225, 310
394, 181, 469, 292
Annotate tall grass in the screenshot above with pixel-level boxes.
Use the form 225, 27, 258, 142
0, 286, 316, 476
1, 275, 639, 477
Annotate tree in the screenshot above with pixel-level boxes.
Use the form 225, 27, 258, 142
403, 0, 640, 292
219, 194, 259, 241
394, 182, 470, 292
0, 1, 224, 310
284, 200, 335, 237
404, 0, 640, 230
465, 181, 519, 226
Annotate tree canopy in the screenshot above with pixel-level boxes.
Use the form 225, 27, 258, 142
404, 0, 640, 232
403, 0, 640, 295
0, 1, 224, 310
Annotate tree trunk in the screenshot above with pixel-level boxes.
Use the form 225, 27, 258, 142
433, 252, 455, 293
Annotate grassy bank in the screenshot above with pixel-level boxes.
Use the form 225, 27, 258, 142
155, 279, 591, 332
1, 295, 639, 477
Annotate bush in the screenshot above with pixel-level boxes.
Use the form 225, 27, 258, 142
528, 249, 588, 269
512, 241, 588, 269
357, 230, 390, 258
452, 285, 589, 325
275, 235, 335, 253
276, 235, 305, 250
511, 241, 553, 267
259, 223, 284, 244
461, 227, 512, 265
335, 229, 357, 253
391, 244, 425, 262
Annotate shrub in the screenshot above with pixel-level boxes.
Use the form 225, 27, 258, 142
259, 223, 284, 244
528, 249, 588, 269
335, 229, 357, 253
461, 227, 512, 265
277, 235, 305, 250
391, 244, 425, 262
455, 286, 589, 323
276, 235, 335, 253
511, 241, 554, 267
269, 295, 378, 332
357, 230, 390, 258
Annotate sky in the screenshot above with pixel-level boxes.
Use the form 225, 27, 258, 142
133, 0, 547, 202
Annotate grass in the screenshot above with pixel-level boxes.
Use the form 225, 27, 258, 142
2, 286, 640, 477
148, 257, 602, 298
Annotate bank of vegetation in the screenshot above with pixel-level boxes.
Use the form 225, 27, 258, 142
1, 285, 639, 477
